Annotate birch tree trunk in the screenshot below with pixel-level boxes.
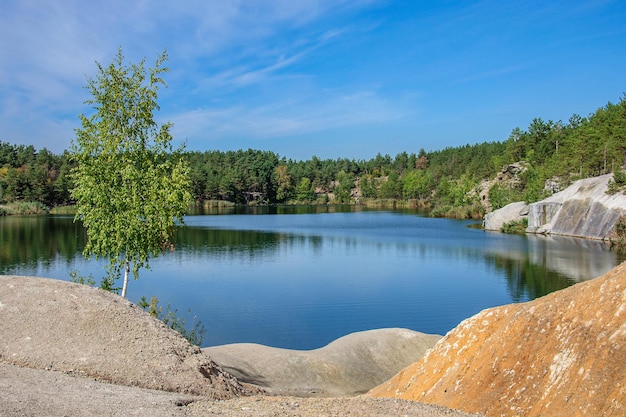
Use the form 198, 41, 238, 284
121, 260, 130, 298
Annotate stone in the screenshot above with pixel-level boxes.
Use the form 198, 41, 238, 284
526, 174, 626, 239
504, 162, 527, 176
204, 328, 441, 396
526, 201, 562, 232
483, 201, 527, 231
369, 262, 626, 417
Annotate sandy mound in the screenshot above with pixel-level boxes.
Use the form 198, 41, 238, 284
369, 261, 626, 417
0, 276, 249, 398
205, 328, 441, 396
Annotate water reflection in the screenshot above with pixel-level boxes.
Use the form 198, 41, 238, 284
1, 211, 624, 348
2, 213, 623, 292
526, 234, 616, 281
0, 215, 85, 269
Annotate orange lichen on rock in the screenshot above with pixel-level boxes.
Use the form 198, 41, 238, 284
369, 262, 626, 417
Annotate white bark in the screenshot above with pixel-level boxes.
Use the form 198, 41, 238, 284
121, 260, 130, 298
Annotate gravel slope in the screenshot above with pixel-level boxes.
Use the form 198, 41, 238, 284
1, 364, 482, 417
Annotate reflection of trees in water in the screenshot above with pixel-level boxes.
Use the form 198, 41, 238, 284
0, 216, 86, 270
6, 215, 623, 304
0, 215, 306, 271
175, 226, 282, 262
176, 225, 328, 263
486, 254, 575, 302
179, 206, 361, 260
190, 204, 361, 216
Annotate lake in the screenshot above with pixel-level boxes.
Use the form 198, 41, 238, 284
2, 206, 624, 349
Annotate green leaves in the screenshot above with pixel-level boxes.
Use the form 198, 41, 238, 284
403, 169, 433, 201
71, 48, 191, 297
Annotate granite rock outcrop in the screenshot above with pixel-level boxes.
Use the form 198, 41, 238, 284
483, 201, 528, 231
527, 173, 626, 239
484, 173, 626, 240
205, 328, 441, 396
369, 261, 626, 417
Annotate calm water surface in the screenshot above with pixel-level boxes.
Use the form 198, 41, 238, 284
1, 207, 623, 349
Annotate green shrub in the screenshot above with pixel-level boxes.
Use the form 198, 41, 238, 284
501, 218, 529, 234
488, 183, 523, 210
69, 270, 96, 286
430, 204, 452, 218
139, 296, 206, 347
50, 205, 77, 215
361, 198, 405, 209
609, 215, 626, 254
69, 270, 121, 294
99, 274, 121, 294
431, 203, 485, 219
606, 170, 626, 195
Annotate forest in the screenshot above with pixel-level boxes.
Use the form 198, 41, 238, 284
1, 94, 625, 218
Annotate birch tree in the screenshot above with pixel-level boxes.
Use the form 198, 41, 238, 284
71, 48, 192, 298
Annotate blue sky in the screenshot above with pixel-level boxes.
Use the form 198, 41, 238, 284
1, 1, 625, 161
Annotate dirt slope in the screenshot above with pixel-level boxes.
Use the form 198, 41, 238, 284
0, 276, 249, 398
369, 261, 626, 417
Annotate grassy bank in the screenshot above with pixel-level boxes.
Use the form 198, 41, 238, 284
0, 201, 49, 215
2, 198, 483, 221
358, 198, 430, 210
49, 205, 77, 215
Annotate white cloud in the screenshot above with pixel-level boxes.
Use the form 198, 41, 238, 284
170, 86, 410, 145
0, 0, 379, 99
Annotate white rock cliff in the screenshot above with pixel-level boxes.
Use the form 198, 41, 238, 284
485, 173, 626, 240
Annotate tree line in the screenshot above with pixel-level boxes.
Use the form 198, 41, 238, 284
1, 94, 625, 216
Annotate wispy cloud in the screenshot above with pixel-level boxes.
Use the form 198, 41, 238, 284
228, 50, 312, 87
0, 0, 384, 151
171, 87, 410, 147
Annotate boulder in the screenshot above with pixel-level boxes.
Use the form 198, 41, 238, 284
204, 328, 441, 396
483, 201, 528, 231
369, 262, 626, 417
